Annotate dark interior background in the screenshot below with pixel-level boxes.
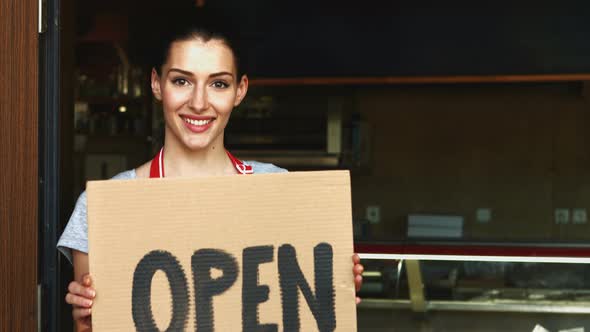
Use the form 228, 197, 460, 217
80, 0, 590, 77
55, 1, 590, 331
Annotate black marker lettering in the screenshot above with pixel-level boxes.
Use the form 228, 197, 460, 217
242, 245, 278, 332
192, 249, 239, 332
131, 250, 189, 331
278, 243, 335, 332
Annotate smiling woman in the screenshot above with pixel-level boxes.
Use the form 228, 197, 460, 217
152, 39, 248, 164
145, 12, 251, 177
56, 10, 363, 331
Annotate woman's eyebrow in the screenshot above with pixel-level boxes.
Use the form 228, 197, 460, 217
167, 68, 234, 79
168, 68, 194, 76
210, 71, 234, 78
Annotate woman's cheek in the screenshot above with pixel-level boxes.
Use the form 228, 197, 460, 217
167, 95, 184, 108
208, 100, 234, 115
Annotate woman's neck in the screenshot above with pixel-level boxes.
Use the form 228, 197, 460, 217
162, 138, 236, 178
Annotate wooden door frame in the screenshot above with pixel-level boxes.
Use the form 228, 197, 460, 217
0, 0, 40, 330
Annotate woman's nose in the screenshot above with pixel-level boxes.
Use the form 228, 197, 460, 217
189, 85, 209, 112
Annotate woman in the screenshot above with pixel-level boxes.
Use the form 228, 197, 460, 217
58, 13, 364, 330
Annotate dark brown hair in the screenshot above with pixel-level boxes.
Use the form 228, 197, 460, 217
152, 10, 246, 79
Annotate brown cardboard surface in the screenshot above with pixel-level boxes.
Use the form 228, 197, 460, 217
88, 171, 357, 331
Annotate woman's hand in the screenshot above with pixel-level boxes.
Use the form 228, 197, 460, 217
65, 273, 95, 330
353, 254, 364, 304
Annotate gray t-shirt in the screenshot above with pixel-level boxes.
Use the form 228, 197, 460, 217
57, 161, 287, 264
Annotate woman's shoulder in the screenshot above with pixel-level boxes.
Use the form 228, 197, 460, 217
244, 161, 288, 174
57, 168, 138, 263
112, 169, 138, 180
134, 161, 152, 178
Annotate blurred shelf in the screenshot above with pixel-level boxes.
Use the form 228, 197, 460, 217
250, 74, 590, 86
233, 150, 339, 168
358, 298, 590, 314
85, 134, 149, 140
76, 96, 144, 105
81, 135, 150, 154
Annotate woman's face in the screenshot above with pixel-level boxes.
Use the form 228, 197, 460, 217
151, 38, 248, 151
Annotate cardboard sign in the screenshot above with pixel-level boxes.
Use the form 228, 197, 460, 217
88, 171, 357, 331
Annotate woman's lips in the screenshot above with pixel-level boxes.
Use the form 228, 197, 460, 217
181, 115, 215, 133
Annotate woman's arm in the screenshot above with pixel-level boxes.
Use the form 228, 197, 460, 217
66, 250, 95, 332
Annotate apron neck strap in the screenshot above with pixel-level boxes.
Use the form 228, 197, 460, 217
149, 148, 252, 178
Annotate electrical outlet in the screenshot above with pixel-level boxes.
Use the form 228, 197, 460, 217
476, 208, 492, 223
554, 208, 570, 224
366, 205, 381, 224
573, 208, 587, 224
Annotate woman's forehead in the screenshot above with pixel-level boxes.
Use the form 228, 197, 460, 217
165, 39, 236, 75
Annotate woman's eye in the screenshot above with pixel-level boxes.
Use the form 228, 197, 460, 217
172, 78, 189, 86
211, 81, 229, 89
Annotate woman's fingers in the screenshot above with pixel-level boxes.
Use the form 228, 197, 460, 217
65, 293, 93, 308
66, 280, 95, 309
352, 254, 364, 304
67, 275, 96, 322
72, 307, 92, 320
352, 254, 364, 277
67, 281, 84, 295
352, 253, 361, 265
81, 273, 93, 287
354, 274, 363, 292
68, 281, 96, 298
353, 263, 364, 276
352, 253, 364, 292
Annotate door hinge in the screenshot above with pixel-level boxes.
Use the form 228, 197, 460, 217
38, 0, 47, 34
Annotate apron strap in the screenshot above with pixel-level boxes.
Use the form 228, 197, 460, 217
149, 148, 252, 178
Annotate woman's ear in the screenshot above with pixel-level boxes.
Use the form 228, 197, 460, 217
234, 74, 249, 107
151, 68, 163, 101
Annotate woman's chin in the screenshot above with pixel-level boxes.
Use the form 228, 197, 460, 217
166, 129, 222, 151
183, 138, 215, 151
